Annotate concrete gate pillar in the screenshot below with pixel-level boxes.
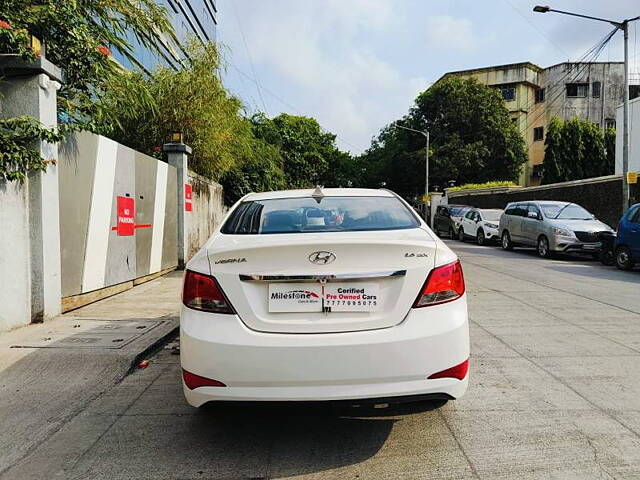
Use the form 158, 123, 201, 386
0, 55, 63, 324
162, 141, 192, 269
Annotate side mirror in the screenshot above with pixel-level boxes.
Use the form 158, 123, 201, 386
528, 211, 539, 220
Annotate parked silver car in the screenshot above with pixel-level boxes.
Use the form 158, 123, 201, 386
499, 201, 614, 258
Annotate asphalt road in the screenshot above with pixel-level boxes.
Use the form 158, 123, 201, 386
4, 240, 640, 480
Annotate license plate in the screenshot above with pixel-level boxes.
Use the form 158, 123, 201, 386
268, 282, 381, 313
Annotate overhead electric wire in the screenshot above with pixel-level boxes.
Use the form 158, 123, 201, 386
231, 2, 268, 113
502, 0, 571, 59
522, 27, 619, 130
226, 59, 366, 152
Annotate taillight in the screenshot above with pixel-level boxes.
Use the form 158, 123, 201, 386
182, 369, 226, 389
182, 270, 235, 314
428, 359, 469, 380
413, 260, 465, 307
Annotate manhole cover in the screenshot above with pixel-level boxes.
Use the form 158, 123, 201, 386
11, 320, 163, 349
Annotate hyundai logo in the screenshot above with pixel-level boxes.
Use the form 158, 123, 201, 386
309, 251, 336, 265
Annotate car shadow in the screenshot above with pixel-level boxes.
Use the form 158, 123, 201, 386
183, 399, 447, 478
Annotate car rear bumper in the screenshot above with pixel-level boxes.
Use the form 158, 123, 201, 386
180, 296, 469, 406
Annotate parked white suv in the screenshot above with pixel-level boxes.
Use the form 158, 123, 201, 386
181, 188, 469, 407
459, 208, 503, 245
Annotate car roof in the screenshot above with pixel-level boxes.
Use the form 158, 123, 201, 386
244, 188, 395, 202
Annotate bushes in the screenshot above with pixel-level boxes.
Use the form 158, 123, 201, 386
447, 181, 518, 193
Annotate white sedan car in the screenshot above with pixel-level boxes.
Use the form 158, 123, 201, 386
459, 208, 503, 245
181, 188, 469, 407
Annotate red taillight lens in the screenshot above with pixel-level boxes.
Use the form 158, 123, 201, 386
413, 260, 465, 307
428, 359, 469, 380
182, 369, 226, 389
182, 270, 235, 314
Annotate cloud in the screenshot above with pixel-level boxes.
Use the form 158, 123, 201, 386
426, 16, 475, 52
220, 0, 427, 153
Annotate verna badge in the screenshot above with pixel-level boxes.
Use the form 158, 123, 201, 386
309, 251, 336, 265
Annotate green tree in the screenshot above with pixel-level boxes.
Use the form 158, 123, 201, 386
358, 77, 527, 199
220, 139, 286, 204
542, 116, 614, 183
604, 127, 616, 175
542, 117, 564, 184
1, 0, 176, 132
0, 0, 175, 180
98, 42, 258, 181
252, 113, 350, 188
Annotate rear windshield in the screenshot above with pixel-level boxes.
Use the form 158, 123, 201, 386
222, 196, 420, 234
448, 206, 468, 216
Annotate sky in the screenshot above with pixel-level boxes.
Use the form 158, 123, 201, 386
218, 0, 640, 154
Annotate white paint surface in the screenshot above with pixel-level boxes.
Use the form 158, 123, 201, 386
149, 162, 168, 273
82, 137, 117, 292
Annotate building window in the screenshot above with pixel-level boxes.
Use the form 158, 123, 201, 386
566, 83, 589, 97
500, 87, 516, 101
592, 81, 601, 98
630, 85, 640, 100
605, 118, 616, 129
535, 88, 545, 103
533, 126, 544, 141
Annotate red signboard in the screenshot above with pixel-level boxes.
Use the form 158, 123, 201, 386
116, 196, 135, 236
185, 184, 193, 212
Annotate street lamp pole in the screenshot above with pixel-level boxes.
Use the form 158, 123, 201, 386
534, 5, 640, 211
395, 123, 429, 203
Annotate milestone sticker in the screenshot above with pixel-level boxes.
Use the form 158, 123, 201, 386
268, 283, 323, 312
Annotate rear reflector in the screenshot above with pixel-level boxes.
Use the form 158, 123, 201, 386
428, 359, 469, 380
183, 270, 235, 314
182, 369, 226, 389
413, 260, 465, 307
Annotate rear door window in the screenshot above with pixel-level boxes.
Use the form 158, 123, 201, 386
222, 196, 421, 234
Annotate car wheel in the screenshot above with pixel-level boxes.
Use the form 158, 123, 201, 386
476, 229, 485, 246
537, 236, 553, 258
615, 246, 634, 270
501, 231, 513, 250
458, 227, 465, 242
599, 247, 615, 266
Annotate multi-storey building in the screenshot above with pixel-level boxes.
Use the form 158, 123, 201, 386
112, 0, 218, 73
438, 61, 627, 186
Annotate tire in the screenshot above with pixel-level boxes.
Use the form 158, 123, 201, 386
458, 227, 465, 242
599, 248, 615, 266
476, 229, 485, 246
501, 231, 513, 250
615, 246, 634, 270
537, 235, 553, 258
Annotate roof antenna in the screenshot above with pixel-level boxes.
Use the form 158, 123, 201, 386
311, 185, 324, 204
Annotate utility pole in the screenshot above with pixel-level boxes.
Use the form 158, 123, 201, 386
534, 6, 640, 211
395, 123, 429, 212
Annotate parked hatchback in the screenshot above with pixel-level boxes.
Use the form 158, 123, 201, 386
433, 204, 470, 238
614, 203, 640, 270
459, 208, 503, 245
499, 201, 613, 258
181, 188, 469, 408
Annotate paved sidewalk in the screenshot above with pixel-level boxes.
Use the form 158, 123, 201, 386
0, 271, 182, 475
